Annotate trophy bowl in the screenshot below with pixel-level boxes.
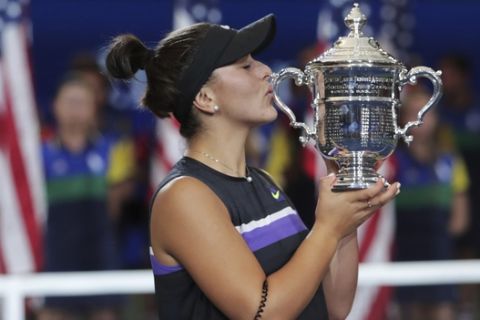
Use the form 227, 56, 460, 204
270, 3, 442, 191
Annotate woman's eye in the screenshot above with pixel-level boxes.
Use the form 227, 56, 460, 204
243, 64, 251, 70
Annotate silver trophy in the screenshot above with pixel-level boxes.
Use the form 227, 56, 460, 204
270, 3, 442, 191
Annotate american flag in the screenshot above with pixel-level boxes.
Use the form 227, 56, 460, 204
0, 0, 45, 274
150, 0, 221, 188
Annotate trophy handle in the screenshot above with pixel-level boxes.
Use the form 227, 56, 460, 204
396, 66, 443, 145
270, 68, 316, 145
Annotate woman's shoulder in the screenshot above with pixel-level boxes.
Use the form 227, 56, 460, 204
156, 175, 211, 199
149, 174, 235, 273
151, 174, 226, 220
150, 174, 231, 252
151, 157, 194, 198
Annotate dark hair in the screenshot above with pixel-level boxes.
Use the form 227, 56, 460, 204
54, 71, 96, 101
105, 24, 211, 138
70, 52, 109, 88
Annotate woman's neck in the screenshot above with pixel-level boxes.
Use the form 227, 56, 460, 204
186, 130, 249, 177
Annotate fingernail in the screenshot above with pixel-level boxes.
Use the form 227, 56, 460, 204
395, 183, 401, 195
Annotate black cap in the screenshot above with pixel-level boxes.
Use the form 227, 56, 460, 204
174, 14, 276, 123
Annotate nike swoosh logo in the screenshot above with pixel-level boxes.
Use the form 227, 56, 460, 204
271, 190, 280, 199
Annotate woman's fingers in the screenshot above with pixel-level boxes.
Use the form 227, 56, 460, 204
316, 176, 401, 238
350, 182, 400, 230
374, 181, 400, 206
352, 178, 387, 202
361, 181, 401, 211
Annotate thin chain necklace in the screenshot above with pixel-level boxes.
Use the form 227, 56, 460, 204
189, 150, 252, 182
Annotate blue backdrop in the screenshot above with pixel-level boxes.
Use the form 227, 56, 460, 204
31, 0, 480, 120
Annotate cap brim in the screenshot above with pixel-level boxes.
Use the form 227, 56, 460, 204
217, 14, 276, 67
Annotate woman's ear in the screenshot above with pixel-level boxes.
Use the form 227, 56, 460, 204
192, 86, 217, 114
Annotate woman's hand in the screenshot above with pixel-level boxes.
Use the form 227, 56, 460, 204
314, 174, 400, 240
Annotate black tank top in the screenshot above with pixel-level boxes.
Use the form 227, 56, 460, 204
149, 157, 327, 319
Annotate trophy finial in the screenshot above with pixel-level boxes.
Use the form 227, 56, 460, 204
345, 3, 366, 37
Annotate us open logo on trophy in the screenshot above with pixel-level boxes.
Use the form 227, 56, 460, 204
270, 3, 442, 191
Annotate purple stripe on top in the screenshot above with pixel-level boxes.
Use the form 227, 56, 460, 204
150, 253, 183, 276
240, 214, 307, 252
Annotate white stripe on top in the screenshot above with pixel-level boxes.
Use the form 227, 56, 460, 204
235, 206, 297, 234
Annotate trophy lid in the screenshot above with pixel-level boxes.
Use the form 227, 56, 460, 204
309, 3, 402, 67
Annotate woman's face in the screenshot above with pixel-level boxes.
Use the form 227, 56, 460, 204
53, 82, 97, 131
208, 55, 277, 126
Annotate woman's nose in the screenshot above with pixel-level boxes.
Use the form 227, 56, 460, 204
260, 63, 272, 81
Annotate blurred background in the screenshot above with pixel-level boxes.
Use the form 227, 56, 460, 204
1, 0, 480, 319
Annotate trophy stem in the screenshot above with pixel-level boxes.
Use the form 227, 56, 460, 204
333, 153, 379, 191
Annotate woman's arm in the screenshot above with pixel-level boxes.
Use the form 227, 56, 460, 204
322, 231, 359, 320
151, 175, 399, 319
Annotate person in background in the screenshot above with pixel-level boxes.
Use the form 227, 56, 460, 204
38, 73, 134, 320
437, 54, 480, 318
69, 53, 135, 214
70, 54, 151, 272
70, 53, 122, 136
393, 87, 470, 320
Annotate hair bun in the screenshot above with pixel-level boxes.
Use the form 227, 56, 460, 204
106, 34, 152, 79
140, 49, 155, 70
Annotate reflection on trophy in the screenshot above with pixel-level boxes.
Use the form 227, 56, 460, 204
270, 3, 443, 191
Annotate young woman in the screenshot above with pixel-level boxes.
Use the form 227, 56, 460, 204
106, 14, 400, 320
